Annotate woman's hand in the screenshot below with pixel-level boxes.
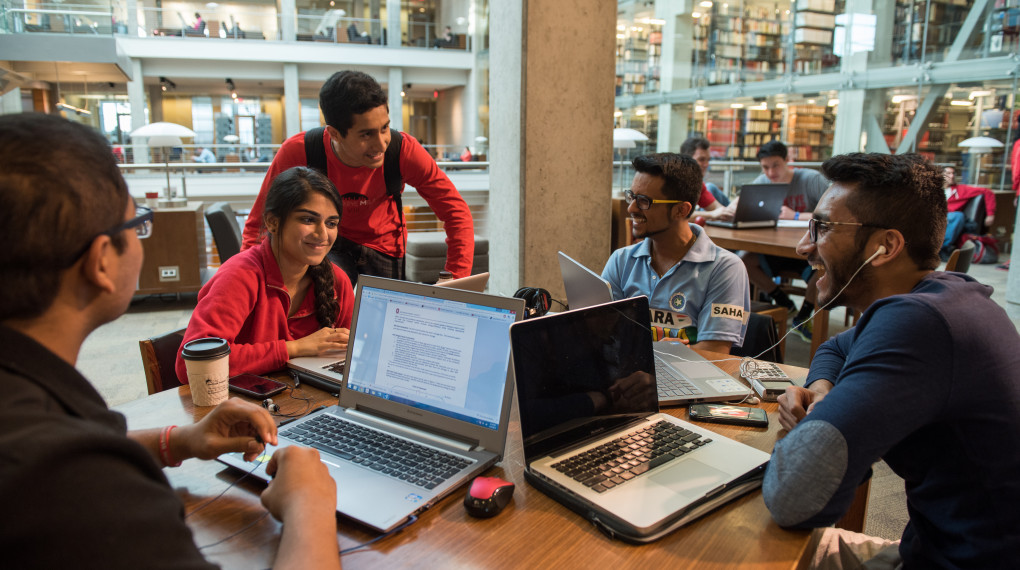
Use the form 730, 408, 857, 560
286, 327, 349, 358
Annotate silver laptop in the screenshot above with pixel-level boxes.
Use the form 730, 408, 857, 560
285, 273, 493, 392
558, 251, 613, 310
652, 341, 751, 404
510, 296, 770, 542
705, 183, 788, 229
221, 275, 525, 532
557, 252, 748, 405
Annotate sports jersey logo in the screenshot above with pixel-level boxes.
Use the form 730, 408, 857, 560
669, 292, 687, 312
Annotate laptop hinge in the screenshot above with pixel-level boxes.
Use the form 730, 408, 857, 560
346, 408, 476, 452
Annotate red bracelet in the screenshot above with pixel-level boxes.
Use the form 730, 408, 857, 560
159, 425, 182, 468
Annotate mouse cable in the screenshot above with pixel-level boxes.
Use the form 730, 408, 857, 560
187, 444, 274, 518
339, 515, 419, 555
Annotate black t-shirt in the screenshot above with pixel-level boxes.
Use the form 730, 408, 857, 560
0, 325, 216, 569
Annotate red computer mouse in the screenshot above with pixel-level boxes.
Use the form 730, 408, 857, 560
464, 476, 515, 518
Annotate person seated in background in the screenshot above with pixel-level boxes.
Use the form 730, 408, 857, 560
192, 146, 216, 163
678, 136, 729, 218
177, 166, 354, 382
602, 153, 750, 354
941, 164, 996, 260
192, 12, 205, 31
719, 140, 828, 340
765, 152, 1020, 569
0, 113, 340, 569
433, 25, 454, 48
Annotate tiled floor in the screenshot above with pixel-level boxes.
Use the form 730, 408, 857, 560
77, 258, 1019, 541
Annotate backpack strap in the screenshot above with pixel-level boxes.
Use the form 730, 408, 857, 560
384, 130, 406, 259
304, 127, 328, 176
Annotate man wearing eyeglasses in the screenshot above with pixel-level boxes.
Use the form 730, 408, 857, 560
601, 153, 750, 354
763, 153, 1020, 569
0, 114, 341, 568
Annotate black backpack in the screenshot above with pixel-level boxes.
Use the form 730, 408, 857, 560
303, 126, 405, 220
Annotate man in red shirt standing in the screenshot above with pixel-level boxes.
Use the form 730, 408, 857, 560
941, 165, 995, 260
243, 71, 474, 285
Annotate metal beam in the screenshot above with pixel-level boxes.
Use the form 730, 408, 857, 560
946, 0, 991, 62
895, 84, 948, 155
615, 55, 1017, 109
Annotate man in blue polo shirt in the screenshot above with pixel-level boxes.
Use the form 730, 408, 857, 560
602, 152, 750, 354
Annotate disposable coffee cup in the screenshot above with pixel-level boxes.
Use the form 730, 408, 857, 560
181, 337, 231, 406
144, 192, 159, 209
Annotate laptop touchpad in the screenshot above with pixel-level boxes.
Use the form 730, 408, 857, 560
648, 459, 729, 498
678, 361, 726, 380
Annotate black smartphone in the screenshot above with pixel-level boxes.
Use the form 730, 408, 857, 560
228, 374, 287, 398
689, 403, 769, 428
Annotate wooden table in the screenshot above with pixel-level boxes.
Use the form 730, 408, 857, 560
115, 354, 819, 569
703, 225, 829, 360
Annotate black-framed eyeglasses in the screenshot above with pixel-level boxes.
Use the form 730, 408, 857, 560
624, 189, 683, 211
65, 204, 153, 266
808, 218, 887, 243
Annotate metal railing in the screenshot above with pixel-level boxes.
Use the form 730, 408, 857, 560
294, 14, 383, 44
136, 7, 280, 40
1, 4, 117, 35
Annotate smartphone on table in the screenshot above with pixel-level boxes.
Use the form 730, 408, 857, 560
228, 373, 287, 398
689, 403, 769, 428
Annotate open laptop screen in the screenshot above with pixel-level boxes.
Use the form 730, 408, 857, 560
345, 283, 518, 431
511, 297, 659, 457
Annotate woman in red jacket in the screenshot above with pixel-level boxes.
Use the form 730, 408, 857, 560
176, 167, 354, 381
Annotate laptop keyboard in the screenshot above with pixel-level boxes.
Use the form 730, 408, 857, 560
550, 420, 712, 493
281, 414, 472, 490
654, 359, 704, 398
322, 361, 345, 375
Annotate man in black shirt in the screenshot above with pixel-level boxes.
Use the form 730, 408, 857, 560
0, 113, 341, 569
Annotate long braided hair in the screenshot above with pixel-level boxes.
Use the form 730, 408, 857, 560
263, 166, 342, 327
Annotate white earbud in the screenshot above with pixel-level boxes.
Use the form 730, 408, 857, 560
866, 245, 887, 265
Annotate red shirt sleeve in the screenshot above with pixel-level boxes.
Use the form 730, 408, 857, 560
400, 135, 475, 278
1011, 140, 1020, 196
697, 183, 715, 209
175, 254, 290, 382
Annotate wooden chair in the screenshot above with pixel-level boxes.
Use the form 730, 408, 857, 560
945, 240, 976, 273
139, 328, 187, 395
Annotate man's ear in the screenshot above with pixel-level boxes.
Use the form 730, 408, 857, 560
80, 236, 118, 294
324, 125, 342, 141
675, 201, 694, 220
868, 230, 906, 267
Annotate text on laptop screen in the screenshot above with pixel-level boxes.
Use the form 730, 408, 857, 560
346, 285, 518, 430
512, 297, 659, 442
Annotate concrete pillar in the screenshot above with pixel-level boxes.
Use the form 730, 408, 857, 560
280, 0, 296, 41
463, 67, 477, 152
283, 63, 300, 137
489, 1, 616, 299
657, 103, 690, 152
125, 0, 137, 36
832, 0, 875, 155
126, 58, 149, 163
386, 0, 401, 47
388, 67, 404, 132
